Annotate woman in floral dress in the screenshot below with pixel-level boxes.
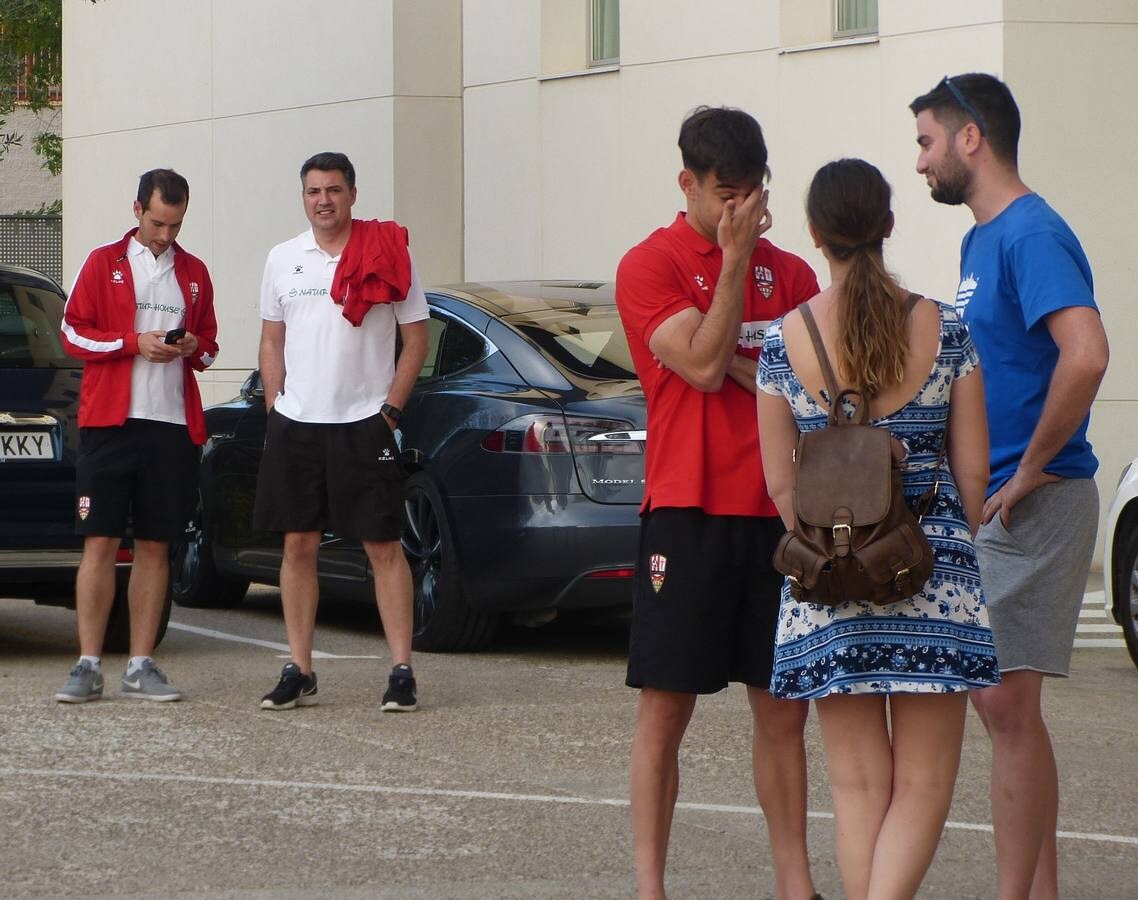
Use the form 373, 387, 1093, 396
756, 158, 1000, 900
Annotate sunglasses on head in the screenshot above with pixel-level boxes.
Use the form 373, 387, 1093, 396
938, 75, 987, 135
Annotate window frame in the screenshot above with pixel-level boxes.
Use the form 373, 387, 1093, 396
412, 308, 494, 383
587, 0, 620, 68
832, 0, 878, 39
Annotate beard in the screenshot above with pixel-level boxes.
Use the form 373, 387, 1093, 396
928, 151, 971, 206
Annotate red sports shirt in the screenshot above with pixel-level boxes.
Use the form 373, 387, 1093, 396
616, 212, 819, 516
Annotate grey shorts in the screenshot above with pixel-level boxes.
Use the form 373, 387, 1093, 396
975, 478, 1099, 677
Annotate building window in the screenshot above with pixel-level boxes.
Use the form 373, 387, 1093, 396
833, 0, 877, 39
10, 50, 62, 105
589, 0, 619, 66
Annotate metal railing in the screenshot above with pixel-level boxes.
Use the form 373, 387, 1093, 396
0, 214, 62, 285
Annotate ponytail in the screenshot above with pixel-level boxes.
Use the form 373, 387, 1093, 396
805, 159, 908, 398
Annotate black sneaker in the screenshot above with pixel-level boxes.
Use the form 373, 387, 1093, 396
260, 663, 318, 710
381, 663, 417, 712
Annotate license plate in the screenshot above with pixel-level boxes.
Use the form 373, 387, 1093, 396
0, 431, 54, 460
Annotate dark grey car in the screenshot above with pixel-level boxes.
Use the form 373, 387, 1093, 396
170, 281, 646, 651
0, 264, 161, 650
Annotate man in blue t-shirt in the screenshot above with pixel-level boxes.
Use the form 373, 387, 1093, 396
910, 74, 1109, 899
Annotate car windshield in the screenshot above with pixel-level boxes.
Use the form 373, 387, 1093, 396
511, 308, 636, 380
0, 280, 76, 368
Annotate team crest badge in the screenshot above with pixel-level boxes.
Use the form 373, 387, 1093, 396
189, 281, 200, 305
78, 496, 91, 521
111, 269, 125, 285
754, 265, 774, 298
649, 553, 667, 593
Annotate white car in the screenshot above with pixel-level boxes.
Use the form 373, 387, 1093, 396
1104, 457, 1138, 668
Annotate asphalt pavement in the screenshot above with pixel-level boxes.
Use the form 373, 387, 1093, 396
2, 583, 1135, 899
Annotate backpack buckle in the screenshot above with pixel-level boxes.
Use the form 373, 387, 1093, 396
831, 523, 852, 556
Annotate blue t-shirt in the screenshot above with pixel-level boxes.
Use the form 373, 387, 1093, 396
955, 193, 1099, 495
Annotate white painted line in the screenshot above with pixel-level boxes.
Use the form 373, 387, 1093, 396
2, 768, 1136, 847
274, 654, 386, 660
165, 623, 332, 659
1073, 638, 1126, 648
1083, 590, 1105, 603
1079, 608, 1108, 619
1076, 624, 1123, 633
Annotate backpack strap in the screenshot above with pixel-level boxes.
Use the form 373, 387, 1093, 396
799, 294, 926, 426
798, 304, 847, 426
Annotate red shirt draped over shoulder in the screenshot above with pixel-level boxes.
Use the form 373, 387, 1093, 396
330, 219, 412, 326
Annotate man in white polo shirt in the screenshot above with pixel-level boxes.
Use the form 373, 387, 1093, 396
254, 151, 429, 712
57, 168, 219, 703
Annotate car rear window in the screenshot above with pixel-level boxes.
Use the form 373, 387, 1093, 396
0, 280, 76, 368
511, 308, 636, 380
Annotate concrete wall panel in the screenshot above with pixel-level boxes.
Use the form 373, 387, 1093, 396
463, 0, 540, 86
211, 0, 394, 117
463, 81, 541, 280
63, 0, 212, 136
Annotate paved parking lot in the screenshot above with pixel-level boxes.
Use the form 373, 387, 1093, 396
2, 584, 1136, 898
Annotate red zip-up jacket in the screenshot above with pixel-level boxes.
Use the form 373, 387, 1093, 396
61, 228, 220, 445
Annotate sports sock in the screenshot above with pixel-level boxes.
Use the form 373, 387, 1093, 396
79, 655, 101, 672
126, 655, 152, 675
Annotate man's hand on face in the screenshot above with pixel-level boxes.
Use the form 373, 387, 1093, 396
717, 187, 772, 264
137, 331, 184, 363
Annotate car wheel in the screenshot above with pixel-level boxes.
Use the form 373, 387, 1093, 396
103, 569, 172, 653
402, 472, 498, 652
1117, 522, 1138, 669
169, 524, 250, 609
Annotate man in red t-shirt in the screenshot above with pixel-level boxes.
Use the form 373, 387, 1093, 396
616, 107, 820, 900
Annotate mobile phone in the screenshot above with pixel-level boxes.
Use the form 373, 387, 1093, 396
164, 327, 186, 344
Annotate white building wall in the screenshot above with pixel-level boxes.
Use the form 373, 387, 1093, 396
62, 0, 462, 404
62, 0, 1138, 563
458, 0, 1136, 564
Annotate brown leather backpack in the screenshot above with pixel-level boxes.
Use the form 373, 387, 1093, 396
772, 297, 939, 606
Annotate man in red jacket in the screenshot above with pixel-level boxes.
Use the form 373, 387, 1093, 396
55, 168, 219, 704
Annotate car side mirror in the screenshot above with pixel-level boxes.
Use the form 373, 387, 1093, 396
240, 370, 265, 402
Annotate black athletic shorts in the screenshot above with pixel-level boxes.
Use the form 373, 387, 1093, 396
626, 508, 785, 694
75, 418, 199, 542
253, 409, 408, 542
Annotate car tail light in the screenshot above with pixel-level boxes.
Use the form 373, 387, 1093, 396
115, 547, 133, 563
481, 415, 644, 454
585, 567, 636, 579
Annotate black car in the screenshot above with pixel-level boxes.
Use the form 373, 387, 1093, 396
0, 264, 154, 650
171, 281, 647, 651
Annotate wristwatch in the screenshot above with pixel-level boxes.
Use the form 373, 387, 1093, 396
380, 402, 403, 423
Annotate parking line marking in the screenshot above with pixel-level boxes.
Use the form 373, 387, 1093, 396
167, 622, 341, 659
2, 768, 1135, 847
1074, 638, 1126, 648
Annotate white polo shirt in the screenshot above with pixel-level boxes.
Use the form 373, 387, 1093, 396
126, 237, 186, 424
260, 228, 429, 424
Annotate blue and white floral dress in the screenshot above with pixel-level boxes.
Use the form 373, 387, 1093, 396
757, 303, 1000, 699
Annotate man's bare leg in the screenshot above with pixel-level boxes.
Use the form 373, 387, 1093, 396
75, 536, 120, 657
280, 531, 321, 672
364, 539, 413, 665
630, 688, 697, 900
127, 538, 170, 657
971, 671, 1058, 900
